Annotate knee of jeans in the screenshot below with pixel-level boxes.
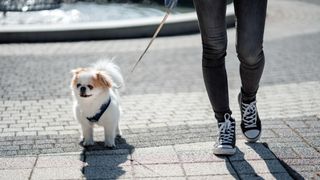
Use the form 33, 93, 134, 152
237, 47, 264, 68
202, 39, 227, 67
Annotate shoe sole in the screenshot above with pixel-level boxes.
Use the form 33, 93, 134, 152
243, 131, 261, 143
213, 147, 236, 155
238, 93, 261, 143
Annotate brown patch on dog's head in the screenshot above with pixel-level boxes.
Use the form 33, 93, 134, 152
70, 68, 112, 96
92, 71, 112, 89
70, 68, 88, 88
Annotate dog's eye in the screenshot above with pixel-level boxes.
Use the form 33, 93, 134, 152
76, 83, 81, 88
87, 85, 93, 90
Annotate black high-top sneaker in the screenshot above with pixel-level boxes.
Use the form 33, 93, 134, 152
213, 113, 236, 155
238, 92, 261, 142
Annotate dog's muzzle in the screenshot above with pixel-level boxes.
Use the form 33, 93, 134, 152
80, 94, 92, 98
80, 87, 86, 94
79, 87, 92, 98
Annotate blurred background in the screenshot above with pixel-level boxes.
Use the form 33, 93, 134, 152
0, 0, 233, 42
0, 0, 193, 25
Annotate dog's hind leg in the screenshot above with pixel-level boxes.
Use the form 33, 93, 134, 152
116, 124, 122, 137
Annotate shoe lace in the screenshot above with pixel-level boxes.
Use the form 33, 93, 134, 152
218, 113, 235, 144
242, 101, 257, 128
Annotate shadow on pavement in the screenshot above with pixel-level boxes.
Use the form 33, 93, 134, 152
259, 142, 305, 180
79, 136, 135, 179
228, 147, 263, 179
224, 154, 243, 180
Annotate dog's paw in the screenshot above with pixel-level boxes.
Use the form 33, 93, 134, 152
104, 141, 116, 149
116, 128, 122, 137
82, 139, 95, 146
116, 134, 122, 139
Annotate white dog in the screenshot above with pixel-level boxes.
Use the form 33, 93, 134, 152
71, 60, 124, 148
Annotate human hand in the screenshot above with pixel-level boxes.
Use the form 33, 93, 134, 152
164, 0, 178, 10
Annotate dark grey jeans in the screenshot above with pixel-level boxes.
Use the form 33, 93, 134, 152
193, 0, 267, 120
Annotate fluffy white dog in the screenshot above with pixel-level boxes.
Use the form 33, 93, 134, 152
71, 60, 124, 148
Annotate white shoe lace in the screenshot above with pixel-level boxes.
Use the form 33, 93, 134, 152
242, 101, 257, 128
217, 113, 235, 145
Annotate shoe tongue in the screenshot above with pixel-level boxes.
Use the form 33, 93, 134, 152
215, 111, 232, 122
241, 88, 256, 102
217, 117, 235, 124
242, 95, 256, 104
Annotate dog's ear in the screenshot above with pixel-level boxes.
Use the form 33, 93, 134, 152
71, 68, 86, 75
94, 71, 112, 89
70, 68, 86, 88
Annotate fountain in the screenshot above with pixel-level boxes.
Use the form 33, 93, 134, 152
0, 0, 235, 43
0, 0, 61, 16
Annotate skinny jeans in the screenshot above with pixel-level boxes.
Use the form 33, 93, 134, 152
193, 0, 267, 120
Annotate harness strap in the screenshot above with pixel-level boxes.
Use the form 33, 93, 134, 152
87, 97, 112, 122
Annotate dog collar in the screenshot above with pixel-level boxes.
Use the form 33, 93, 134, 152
87, 97, 111, 122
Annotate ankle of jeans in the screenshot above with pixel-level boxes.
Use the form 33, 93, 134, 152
241, 87, 257, 103
215, 110, 232, 122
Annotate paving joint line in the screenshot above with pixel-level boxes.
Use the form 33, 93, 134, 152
172, 145, 188, 178
28, 155, 39, 180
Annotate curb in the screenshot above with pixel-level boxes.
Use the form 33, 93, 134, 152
0, 4, 235, 43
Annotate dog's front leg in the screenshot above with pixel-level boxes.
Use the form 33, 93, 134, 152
104, 126, 116, 148
81, 122, 94, 146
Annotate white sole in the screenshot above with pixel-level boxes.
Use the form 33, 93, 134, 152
243, 130, 262, 143
213, 147, 236, 155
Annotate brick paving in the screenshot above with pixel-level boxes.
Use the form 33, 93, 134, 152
0, 0, 320, 179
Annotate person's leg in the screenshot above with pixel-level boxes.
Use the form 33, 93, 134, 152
234, 0, 267, 142
235, 0, 267, 100
193, 0, 230, 120
193, 0, 235, 155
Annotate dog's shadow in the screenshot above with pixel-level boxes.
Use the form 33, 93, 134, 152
79, 136, 135, 179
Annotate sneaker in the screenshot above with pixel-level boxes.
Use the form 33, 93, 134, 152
213, 113, 236, 155
238, 93, 261, 142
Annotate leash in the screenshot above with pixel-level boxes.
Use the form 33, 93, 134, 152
130, 9, 171, 74
120, 9, 171, 85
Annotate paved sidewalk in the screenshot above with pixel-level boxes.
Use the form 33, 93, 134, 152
0, 0, 320, 179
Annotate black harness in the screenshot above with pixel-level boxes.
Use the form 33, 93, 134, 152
87, 97, 111, 122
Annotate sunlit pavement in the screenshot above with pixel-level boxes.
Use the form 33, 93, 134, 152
0, 0, 319, 179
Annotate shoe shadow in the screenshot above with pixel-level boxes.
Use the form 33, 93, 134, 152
228, 146, 264, 179
223, 153, 243, 180
216, 147, 263, 179
231, 142, 304, 179
79, 135, 135, 179
249, 142, 305, 180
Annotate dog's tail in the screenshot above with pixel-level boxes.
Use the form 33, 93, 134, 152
93, 59, 124, 89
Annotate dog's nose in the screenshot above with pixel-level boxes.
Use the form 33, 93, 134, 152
80, 87, 86, 93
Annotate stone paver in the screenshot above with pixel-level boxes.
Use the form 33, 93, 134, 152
31, 167, 83, 180
232, 160, 287, 175
0, 0, 319, 179
133, 164, 184, 178
36, 155, 84, 168
0, 169, 32, 180
0, 156, 36, 169
83, 165, 132, 179
183, 162, 237, 176
239, 173, 293, 180
132, 146, 179, 164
